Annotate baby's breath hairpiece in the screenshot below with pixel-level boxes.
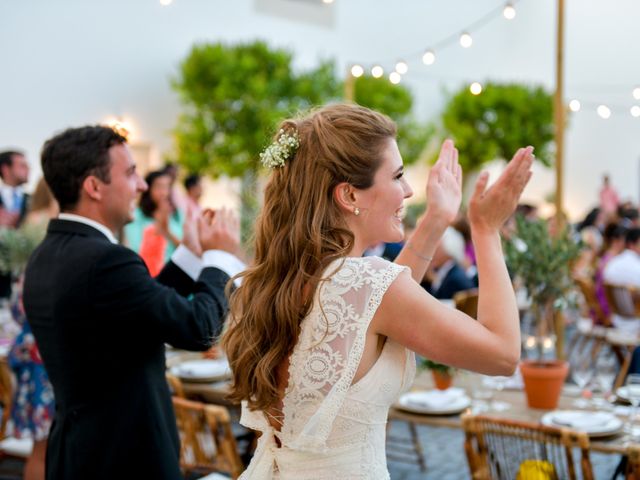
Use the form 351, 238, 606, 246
259, 128, 300, 169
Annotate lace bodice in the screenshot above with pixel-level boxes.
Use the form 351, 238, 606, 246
240, 256, 416, 479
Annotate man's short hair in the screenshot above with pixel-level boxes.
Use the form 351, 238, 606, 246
626, 228, 640, 247
41, 126, 127, 210
0, 150, 24, 180
184, 174, 201, 191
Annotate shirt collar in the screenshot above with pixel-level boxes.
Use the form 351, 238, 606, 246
57, 213, 118, 244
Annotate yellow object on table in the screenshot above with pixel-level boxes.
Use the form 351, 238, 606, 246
516, 460, 558, 480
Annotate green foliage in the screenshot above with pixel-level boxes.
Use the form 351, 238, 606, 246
171, 40, 341, 177
0, 225, 46, 275
441, 82, 554, 173
504, 215, 583, 313
353, 76, 433, 165
420, 358, 454, 374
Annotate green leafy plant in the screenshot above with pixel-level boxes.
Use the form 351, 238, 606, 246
420, 358, 454, 375
440, 82, 554, 181
0, 225, 46, 276
171, 40, 340, 243
504, 215, 583, 360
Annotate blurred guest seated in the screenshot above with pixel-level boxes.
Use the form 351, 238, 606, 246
603, 227, 640, 332
421, 227, 475, 299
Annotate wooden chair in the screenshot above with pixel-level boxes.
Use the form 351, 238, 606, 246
462, 414, 594, 480
604, 283, 640, 390
454, 288, 479, 319
172, 397, 243, 480
166, 372, 186, 399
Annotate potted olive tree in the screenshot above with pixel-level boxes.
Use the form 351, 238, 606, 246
504, 215, 583, 409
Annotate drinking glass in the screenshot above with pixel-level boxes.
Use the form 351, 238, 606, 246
481, 375, 511, 412
571, 355, 593, 408
626, 374, 640, 438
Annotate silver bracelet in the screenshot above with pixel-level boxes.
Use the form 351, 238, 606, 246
406, 243, 433, 262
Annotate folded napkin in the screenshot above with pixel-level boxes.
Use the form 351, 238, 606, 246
406, 388, 466, 409
551, 411, 612, 430
177, 359, 230, 378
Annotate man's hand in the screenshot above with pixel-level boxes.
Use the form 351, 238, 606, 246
198, 207, 240, 254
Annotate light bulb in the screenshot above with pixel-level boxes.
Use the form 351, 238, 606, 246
631, 106, 640, 118
460, 32, 473, 48
633, 87, 640, 100
569, 99, 581, 112
422, 50, 436, 65
395, 61, 408, 75
597, 105, 611, 119
470, 82, 482, 95
371, 65, 384, 78
350, 65, 364, 78
322, 0, 334, 4
503, 3, 516, 19
389, 72, 401, 84
160, 0, 172, 5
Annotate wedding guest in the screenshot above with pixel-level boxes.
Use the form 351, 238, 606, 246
600, 174, 620, 216
593, 224, 627, 321
124, 170, 184, 275
184, 173, 203, 215
7, 178, 58, 480
221, 104, 533, 478
24, 125, 243, 480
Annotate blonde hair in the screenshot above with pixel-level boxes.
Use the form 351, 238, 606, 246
221, 104, 397, 410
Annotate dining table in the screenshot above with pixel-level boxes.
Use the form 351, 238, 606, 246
167, 347, 640, 456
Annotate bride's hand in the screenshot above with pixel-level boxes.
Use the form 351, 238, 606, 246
424, 139, 462, 226
468, 146, 534, 235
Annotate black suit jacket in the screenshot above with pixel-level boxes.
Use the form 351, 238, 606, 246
422, 262, 475, 300
23, 219, 231, 480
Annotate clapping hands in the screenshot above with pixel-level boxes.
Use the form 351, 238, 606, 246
424, 139, 463, 227
468, 146, 534, 234
182, 206, 241, 256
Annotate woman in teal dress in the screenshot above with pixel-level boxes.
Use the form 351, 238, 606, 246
124, 170, 184, 274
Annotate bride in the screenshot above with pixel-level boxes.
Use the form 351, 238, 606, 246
221, 103, 533, 479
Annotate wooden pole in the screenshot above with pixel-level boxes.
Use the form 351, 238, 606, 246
554, 0, 566, 361
554, 0, 565, 224
344, 69, 355, 102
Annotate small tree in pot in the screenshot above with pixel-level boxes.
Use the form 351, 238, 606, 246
420, 358, 455, 390
504, 215, 583, 408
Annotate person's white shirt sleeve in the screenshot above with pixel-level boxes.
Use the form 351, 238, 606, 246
171, 245, 245, 285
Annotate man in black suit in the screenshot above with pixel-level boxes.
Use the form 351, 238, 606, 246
23, 126, 243, 480
421, 227, 475, 299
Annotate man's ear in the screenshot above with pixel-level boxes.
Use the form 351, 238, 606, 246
82, 175, 102, 201
333, 182, 358, 214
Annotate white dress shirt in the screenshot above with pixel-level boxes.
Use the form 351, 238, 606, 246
0, 184, 25, 212
603, 249, 640, 333
57, 213, 245, 282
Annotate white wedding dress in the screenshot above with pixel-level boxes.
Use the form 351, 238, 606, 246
239, 256, 416, 479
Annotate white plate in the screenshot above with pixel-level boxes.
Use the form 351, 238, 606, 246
396, 389, 471, 415
170, 359, 231, 383
615, 386, 640, 403
540, 410, 623, 437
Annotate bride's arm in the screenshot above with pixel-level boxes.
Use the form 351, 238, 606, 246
372, 147, 534, 376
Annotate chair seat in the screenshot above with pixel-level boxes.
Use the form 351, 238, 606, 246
0, 436, 33, 457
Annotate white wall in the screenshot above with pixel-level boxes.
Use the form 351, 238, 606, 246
1, 0, 639, 220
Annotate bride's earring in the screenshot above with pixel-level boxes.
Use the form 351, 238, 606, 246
354, 207, 360, 216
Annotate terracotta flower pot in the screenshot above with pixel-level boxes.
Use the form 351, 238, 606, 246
432, 370, 454, 390
520, 360, 569, 410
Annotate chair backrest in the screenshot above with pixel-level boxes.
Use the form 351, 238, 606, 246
462, 414, 594, 480
574, 276, 611, 327
166, 372, 186, 399
454, 288, 479, 319
604, 283, 640, 319
0, 358, 13, 439
172, 397, 243, 480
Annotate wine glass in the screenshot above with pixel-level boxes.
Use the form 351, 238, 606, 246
625, 374, 640, 439
571, 355, 593, 408
595, 356, 617, 395
481, 375, 511, 412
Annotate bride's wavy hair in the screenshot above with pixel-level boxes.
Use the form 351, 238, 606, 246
221, 104, 397, 410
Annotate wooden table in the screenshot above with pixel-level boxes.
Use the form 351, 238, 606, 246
167, 350, 639, 455
390, 370, 638, 455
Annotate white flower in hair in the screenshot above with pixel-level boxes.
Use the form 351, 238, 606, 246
259, 129, 300, 169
